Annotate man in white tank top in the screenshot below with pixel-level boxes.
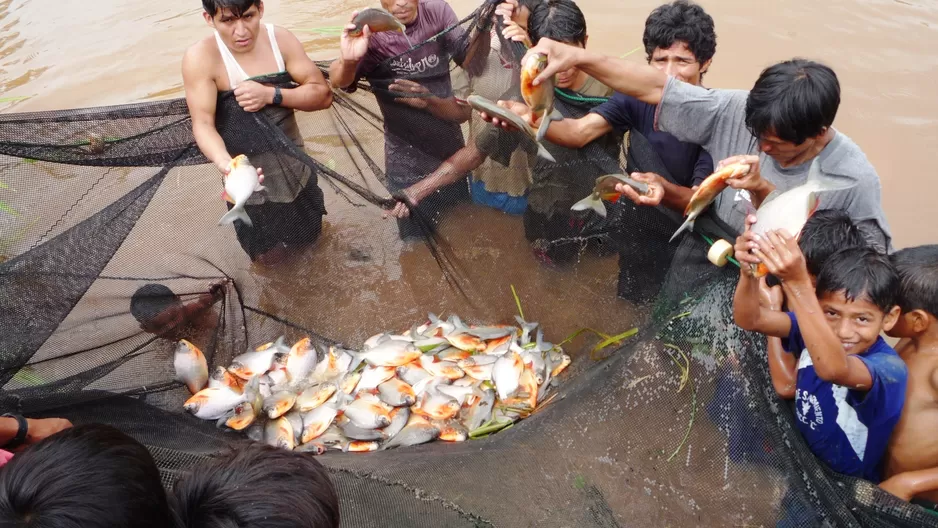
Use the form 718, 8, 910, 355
182, 0, 333, 265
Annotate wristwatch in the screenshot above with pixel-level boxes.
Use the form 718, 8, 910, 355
1, 413, 28, 450
272, 86, 283, 106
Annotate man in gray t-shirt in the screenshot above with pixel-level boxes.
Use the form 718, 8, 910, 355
499, 41, 893, 253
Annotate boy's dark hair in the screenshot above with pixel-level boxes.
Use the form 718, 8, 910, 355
131, 283, 180, 325
643, 0, 716, 64
202, 0, 261, 17
745, 58, 840, 145
172, 443, 340, 528
799, 209, 867, 276
816, 246, 899, 314
0, 423, 172, 528
890, 244, 938, 318
528, 0, 587, 47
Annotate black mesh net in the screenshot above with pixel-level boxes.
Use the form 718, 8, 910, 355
1, 3, 936, 527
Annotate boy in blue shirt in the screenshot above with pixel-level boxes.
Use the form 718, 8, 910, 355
733, 221, 907, 482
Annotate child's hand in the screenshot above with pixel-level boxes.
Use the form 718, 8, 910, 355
752, 229, 811, 284
734, 214, 762, 267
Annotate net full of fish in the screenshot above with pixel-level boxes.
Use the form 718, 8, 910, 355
177, 314, 571, 453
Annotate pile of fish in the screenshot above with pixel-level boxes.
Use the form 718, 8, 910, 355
176, 314, 570, 454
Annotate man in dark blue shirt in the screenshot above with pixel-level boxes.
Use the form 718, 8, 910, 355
490, 0, 718, 301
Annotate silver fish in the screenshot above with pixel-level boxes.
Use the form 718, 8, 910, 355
183, 386, 247, 420
461, 388, 495, 431
219, 154, 265, 226
301, 404, 339, 444
396, 364, 431, 387
174, 339, 208, 395
493, 351, 524, 401
265, 416, 294, 450
263, 391, 296, 419
344, 398, 391, 429
284, 410, 305, 446
339, 416, 389, 441
384, 406, 410, 440
467, 94, 556, 163
381, 415, 440, 451
377, 378, 417, 407
295, 383, 337, 413
285, 337, 319, 383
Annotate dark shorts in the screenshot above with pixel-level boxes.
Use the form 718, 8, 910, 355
390, 177, 471, 241
523, 208, 614, 267
228, 181, 326, 261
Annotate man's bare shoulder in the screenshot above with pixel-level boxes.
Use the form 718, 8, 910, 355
183, 36, 221, 71
271, 25, 306, 54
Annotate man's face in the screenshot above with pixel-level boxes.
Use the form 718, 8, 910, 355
555, 41, 586, 89
381, 0, 419, 25
756, 129, 821, 166
818, 290, 898, 355
141, 303, 187, 341
204, 3, 264, 53
649, 41, 708, 86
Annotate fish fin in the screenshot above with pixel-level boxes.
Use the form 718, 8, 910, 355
219, 205, 253, 227
804, 156, 855, 193
254, 183, 266, 193
570, 194, 607, 217
669, 216, 695, 243
349, 353, 365, 374
535, 142, 556, 163
221, 189, 235, 204
535, 110, 551, 143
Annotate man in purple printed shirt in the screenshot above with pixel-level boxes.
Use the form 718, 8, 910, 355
330, 0, 478, 240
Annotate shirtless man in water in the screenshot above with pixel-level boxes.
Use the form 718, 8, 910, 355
880, 246, 938, 516
183, 0, 333, 265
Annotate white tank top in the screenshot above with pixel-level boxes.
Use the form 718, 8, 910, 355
213, 23, 285, 88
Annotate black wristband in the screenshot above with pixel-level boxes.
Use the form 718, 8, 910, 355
1, 413, 27, 450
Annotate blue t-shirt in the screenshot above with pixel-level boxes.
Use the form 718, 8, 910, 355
782, 312, 908, 482
591, 92, 713, 188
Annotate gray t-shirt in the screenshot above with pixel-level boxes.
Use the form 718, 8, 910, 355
655, 77, 893, 252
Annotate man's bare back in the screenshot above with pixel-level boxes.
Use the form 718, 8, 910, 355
884, 339, 938, 502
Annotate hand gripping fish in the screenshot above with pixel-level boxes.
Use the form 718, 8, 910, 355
748, 157, 855, 277
467, 95, 556, 163
669, 162, 750, 242
571, 174, 652, 217
219, 154, 265, 227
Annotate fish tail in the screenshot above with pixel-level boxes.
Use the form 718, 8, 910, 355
219, 204, 253, 227
669, 216, 696, 243
570, 194, 607, 217
535, 141, 556, 163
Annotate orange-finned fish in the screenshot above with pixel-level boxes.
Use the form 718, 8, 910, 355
748, 158, 852, 277
520, 52, 559, 147
219, 154, 265, 227
669, 163, 750, 242
570, 174, 652, 217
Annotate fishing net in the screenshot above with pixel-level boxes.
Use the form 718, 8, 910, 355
1, 2, 936, 527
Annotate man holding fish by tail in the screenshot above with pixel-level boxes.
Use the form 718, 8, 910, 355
183, 0, 333, 266
329, 0, 488, 241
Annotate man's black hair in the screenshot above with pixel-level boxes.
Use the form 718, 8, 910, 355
816, 246, 899, 314
516, 0, 543, 13
799, 209, 867, 277
890, 244, 938, 318
528, 0, 587, 46
172, 442, 340, 528
643, 0, 716, 64
745, 58, 840, 145
0, 423, 172, 528
131, 283, 181, 325
202, 0, 261, 18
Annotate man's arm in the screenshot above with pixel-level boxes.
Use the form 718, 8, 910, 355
757, 230, 874, 388
274, 27, 332, 111
182, 45, 232, 173
525, 39, 668, 105
490, 100, 613, 148
0, 416, 72, 449
880, 467, 938, 502
389, 143, 487, 218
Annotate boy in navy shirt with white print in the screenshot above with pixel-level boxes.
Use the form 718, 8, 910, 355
733, 218, 907, 482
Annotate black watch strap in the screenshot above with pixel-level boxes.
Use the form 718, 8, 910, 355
273, 86, 283, 105
1, 413, 27, 450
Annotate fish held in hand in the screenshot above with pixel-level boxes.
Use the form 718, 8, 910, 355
349, 7, 406, 36
520, 52, 562, 146
670, 163, 750, 242
174, 339, 209, 395
571, 174, 652, 217
219, 155, 265, 227
467, 95, 556, 163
